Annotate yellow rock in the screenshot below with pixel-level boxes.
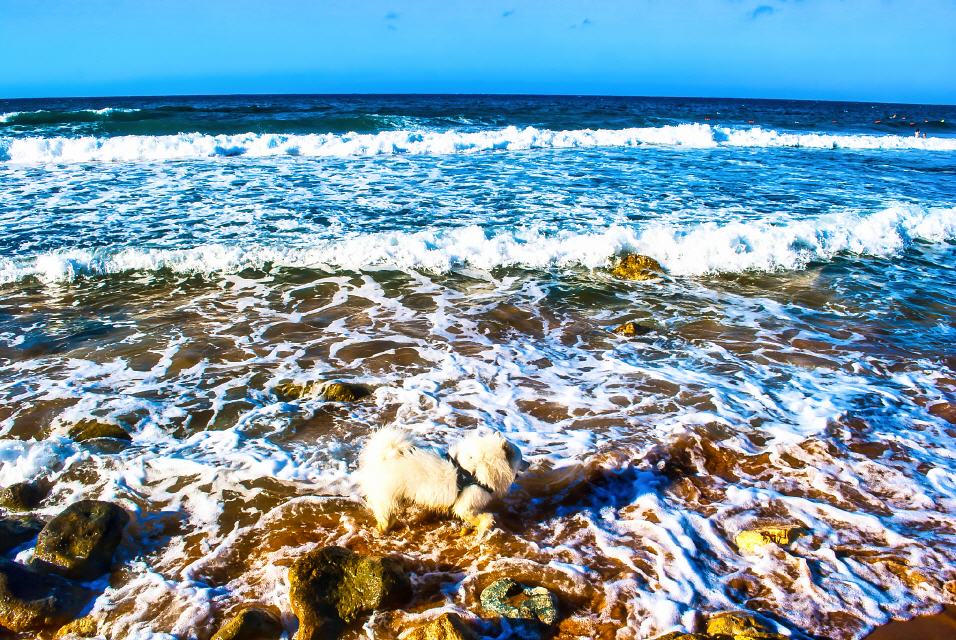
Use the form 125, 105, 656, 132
610, 254, 664, 281
55, 616, 97, 638
211, 607, 282, 640
274, 381, 317, 401
320, 382, 370, 403
405, 612, 478, 640
734, 526, 804, 555
275, 381, 370, 402
612, 321, 652, 336
67, 420, 131, 442
705, 611, 781, 639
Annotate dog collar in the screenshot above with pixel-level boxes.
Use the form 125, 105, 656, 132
445, 454, 495, 495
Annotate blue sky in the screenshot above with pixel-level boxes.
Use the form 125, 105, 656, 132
1, 0, 954, 103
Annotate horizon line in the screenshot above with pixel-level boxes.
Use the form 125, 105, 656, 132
2, 90, 953, 109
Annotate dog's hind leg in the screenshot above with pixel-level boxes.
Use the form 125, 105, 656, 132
376, 516, 394, 534
368, 498, 396, 534
376, 511, 395, 534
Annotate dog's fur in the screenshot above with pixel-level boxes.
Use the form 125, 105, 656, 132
358, 427, 526, 537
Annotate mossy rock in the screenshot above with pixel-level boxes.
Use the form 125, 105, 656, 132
320, 382, 370, 402
34, 500, 129, 580
0, 516, 45, 554
54, 615, 98, 638
705, 611, 784, 639
479, 577, 559, 626
0, 559, 90, 632
610, 254, 664, 281
405, 612, 478, 640
274, 381, 316, 401
734, 525, 805, 555
68, 420, 131, 443
211, 607, 283, 640
612, 321, 653, 337
288, 545, 411, 638
275, 381, 370, 403
0, 481, 47, 512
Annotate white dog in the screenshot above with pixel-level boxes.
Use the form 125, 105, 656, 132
358, 427, 528, 537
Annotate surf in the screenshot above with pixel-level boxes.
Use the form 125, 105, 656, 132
3, 123, 956, 164
0, 204, 952, 284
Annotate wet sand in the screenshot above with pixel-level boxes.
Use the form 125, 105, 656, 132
866, 606, 956, 640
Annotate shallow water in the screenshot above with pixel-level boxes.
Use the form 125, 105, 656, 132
0, 95, 955, 639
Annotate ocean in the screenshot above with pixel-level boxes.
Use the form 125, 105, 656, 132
0, 94, 954, 639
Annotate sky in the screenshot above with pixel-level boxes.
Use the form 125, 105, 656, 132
1, 0, 955, 103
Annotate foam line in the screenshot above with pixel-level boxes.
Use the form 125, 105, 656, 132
2, 123, 954, 163
0, 204, 952, 284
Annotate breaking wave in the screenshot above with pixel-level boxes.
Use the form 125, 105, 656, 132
0, 107, 141, 126
1, 204, 952, 284
2, 123, 955, 163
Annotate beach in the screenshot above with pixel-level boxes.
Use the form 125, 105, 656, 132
1, 95, 954, 639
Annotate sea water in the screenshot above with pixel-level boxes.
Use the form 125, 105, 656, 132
0, 95, 954, 639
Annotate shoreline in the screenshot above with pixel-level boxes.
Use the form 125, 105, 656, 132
866, 605, 956, 640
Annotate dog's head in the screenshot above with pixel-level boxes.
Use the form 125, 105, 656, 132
452, 431, 529, 494
502, 435, 531, 474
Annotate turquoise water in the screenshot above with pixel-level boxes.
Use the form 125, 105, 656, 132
0, 95, 954, 639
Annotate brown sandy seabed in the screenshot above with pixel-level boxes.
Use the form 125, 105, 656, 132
0, 265, 954, 640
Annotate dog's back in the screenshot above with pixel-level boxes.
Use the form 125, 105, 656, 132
358, 427, 460, 532
359, 427, 417, 464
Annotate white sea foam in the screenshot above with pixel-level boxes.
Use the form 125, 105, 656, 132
1, 204, 952, 284
1, 239, 954, 637
1, 123, 954, 163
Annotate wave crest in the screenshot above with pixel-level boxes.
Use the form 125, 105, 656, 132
1, 205, 952, 285
0, 107, 141, 127
2, 123, 955, 164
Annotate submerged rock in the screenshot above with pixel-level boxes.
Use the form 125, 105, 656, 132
0, 515, 45, 554
705, 611, 784, 639
734, 525, 805, 555
653, 611, 787, 640
0, 481, 46, 512
68, 420, 131, 443
479, 577, 559, 626
34, 500, 129, 580
610, 254, 664, 281
405, 612, 478, 640
288, 546, 411, 638
275, 380, 370, 403
612, 321, 653, 337
0, 559, 89, 632
320, 381, 370, 402
274, 381, 314, 401
211, 607, 283, 640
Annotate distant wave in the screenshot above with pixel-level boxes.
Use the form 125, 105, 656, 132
1, 204, 952, 284
0, 107, 141, 126
2, 123, 955, 163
